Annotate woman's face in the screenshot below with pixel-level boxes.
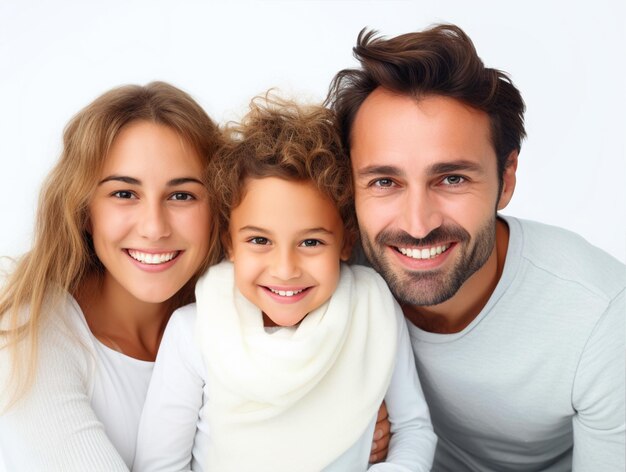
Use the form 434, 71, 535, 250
88, 120, 211, 305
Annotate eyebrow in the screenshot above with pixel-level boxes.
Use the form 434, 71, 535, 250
98, 175, 204, 186
428, 160, 483, 175
355, 160, 483, 179
238, 226, 335, 236
355, 165, 405, 179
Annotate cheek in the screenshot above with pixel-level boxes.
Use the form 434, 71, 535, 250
355, 195, 394, 235
232, 252, 260, 279
89, 209, 118, 247
89, 201, 135, 241
443, 195, 494, 230
310, 255, 342, 289
232, 256, 262, 297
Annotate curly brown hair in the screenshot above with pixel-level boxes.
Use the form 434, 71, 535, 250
211, 95, 356, 255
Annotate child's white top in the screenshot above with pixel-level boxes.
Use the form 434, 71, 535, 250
134, 262, 436, 471
0, 292, 153, 471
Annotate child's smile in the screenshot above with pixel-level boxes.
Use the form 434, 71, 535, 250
227, 177, 351, 327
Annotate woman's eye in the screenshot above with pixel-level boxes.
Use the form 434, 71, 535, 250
170, 192, 194, 201
112, 190, 135, 199
249, 237, 270, 245
442, 175, 466, 185
301, 239, 322, 248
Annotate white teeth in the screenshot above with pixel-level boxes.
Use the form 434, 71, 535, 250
128, 250, 178, 264
269, 288, 304, 297
398, 244, 450, 260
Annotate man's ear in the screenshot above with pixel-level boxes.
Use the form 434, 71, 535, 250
497, 150, 518, 211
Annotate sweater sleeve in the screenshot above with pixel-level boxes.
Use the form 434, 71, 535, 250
133, 305, 205, 472
368, 302, 437, 472
571, 288, 625, 472
0, 310, 129, 471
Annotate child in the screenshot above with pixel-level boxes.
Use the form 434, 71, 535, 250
133, 97, 436, 471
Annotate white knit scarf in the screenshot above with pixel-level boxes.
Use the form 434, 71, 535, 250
195, 261, 398, 472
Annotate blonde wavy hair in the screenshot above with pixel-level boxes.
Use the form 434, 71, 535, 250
211, 94, 357, 252
0, 82, 223, 408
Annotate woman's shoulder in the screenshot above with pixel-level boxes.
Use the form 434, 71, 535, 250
36, 293, 95, 358
0, 280, 92, 350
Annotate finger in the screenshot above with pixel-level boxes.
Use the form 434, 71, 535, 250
371, 430, 390, 453
370, 446, 389, 463
376, 401, 388, 422
374, 416, 391, 439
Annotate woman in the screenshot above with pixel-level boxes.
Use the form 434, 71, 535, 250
0, 82, 223, 470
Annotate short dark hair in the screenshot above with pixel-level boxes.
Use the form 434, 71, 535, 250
326, 24, 526, 184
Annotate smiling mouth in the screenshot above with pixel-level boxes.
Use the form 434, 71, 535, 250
396, 244, 451, 260
127, 249, 180, 265
265, 287, 310, 297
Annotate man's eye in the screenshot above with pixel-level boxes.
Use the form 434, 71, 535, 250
112, 190, 135, 199
170, 192, 194, 201
249, 237, 270, 245
442, 175, 466, 185
301, 239, 322, 247
372, 178, 394, 188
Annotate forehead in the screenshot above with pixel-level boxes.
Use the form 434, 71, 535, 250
233, 177, 343, 228
103, 121, 202, 175
350, 89, 495, 171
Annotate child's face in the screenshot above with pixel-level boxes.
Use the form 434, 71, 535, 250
227, 177, 351, 327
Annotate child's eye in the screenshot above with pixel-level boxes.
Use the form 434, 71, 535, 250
300, 239, 322, 247
169, 192, 195, 201
112, 190, 135, 199
249, 237, 270, 245
441, 175, 466, 185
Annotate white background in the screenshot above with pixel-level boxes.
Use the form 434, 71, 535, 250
1, 0, 624, 262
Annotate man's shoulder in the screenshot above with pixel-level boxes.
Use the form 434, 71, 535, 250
507, 216, 626, 300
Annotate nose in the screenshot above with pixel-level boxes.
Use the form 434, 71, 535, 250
269, 247, 301, 281
399, 187, 443, 239
138, 201, 171, 241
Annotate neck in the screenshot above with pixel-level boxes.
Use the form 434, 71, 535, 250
75, 274, 171, 361
403, 218, 510, 334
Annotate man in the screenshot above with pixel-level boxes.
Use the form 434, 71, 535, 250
327, 24, 625, 471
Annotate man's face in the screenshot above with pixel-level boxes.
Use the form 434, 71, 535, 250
350, 89, 515, 307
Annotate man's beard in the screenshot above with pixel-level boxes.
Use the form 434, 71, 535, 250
360, 216, 496, 306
